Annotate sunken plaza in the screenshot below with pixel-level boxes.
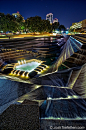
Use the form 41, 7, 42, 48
0, 34, 86, 130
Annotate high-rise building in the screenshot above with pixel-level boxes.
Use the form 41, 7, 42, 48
70, 19, 86, 32
46, 13, 53, 24
53, 18, 58, 23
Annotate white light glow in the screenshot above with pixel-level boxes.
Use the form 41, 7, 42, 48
15, 61, 41, 73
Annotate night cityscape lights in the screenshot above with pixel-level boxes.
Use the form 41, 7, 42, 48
70, 19, 86, 33
0, 0, 86, 129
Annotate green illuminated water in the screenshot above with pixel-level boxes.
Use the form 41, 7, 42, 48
15, 62, 40, 72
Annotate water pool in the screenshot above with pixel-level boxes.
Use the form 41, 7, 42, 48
15, 61, 41, 72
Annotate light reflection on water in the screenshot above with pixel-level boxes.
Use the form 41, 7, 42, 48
15, 61, 41, 72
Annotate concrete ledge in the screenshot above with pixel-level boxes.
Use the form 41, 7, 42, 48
0, 103, 40, 130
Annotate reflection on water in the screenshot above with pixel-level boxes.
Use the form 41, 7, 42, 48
15, 61, 40, 72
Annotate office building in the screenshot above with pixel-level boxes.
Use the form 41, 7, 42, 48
70, 19, 86, 32
53, 18, 58, 23
46, 13, 53, 24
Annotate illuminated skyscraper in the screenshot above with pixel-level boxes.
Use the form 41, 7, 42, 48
46, 13, 53, 24
70, 19, 86, 32
53, 18, 58, 23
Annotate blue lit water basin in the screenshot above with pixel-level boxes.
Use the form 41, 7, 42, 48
15, 61, 41, 72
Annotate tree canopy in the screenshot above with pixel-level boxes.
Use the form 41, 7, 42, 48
58, 25, 66, 31
52, 22, 60, 31
0, 13, 24, 33
0, 13, 18, 33
0, 13, 66, 33
26, 16, 52, 33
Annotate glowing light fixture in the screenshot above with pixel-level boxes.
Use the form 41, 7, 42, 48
11, 70, 14, 74
26, 72, 29, 78
22, 72, 25, 77
18, 61, 20, 65
21, 60, 23, 64
24, 60, 26, 64
47, 97, 52, 100
67, 96, 72, 99
17, 71, 20, 76
13, 70, 17, 75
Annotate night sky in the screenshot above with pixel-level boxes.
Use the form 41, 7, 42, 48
0, 0, 86, 28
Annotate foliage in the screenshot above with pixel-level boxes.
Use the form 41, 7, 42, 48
40, 20, 52, 33
16, 15, 25, 31
0, 13, 25, 33
26, 16, 41, 33
52, 22, 60, 31
58, 25, 66, 31
26, 16, 52, 33
0, 12, 66, 33
0, 13, 19, 33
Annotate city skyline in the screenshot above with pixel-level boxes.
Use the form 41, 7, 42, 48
0, 0, 86, 28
